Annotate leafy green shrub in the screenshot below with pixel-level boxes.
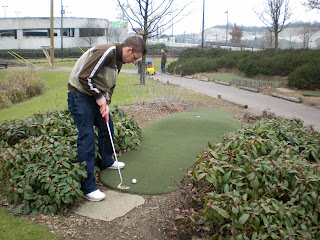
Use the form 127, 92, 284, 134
168, 48, 320, 83
0, 106, 142, 215
1, 136, 87, 215
176, 117, 320, 239
111, 105, 142, 152
288, 63, 320, 90
237, 56, 265, 77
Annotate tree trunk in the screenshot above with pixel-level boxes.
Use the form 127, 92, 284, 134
274, 31, 279, 54
140, 54, 146, 85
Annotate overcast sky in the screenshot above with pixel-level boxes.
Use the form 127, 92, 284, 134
1, 0, 319, 34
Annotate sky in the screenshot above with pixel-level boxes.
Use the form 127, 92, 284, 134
0, 0, 319, 34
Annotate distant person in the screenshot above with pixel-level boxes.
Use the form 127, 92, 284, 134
161, 49, 167, 74
135, 60, 142, 74
67, 36, 147, 202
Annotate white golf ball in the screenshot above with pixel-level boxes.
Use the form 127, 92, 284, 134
132, 178, 137, 184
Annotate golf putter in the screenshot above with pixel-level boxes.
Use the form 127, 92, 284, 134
104, 115, 130, 190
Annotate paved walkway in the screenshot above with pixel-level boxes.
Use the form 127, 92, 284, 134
126, 71, 320, 131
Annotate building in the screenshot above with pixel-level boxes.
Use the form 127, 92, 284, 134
0, 17, 128, 50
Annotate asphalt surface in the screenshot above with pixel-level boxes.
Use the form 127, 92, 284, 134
139, 71, 320, 131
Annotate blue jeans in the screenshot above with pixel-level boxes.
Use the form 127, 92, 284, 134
67, 92, 115, 194
161, 63, 166, 74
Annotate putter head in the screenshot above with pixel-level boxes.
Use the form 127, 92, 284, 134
117, 182, 130, 190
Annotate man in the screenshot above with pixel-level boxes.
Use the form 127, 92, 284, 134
135, 59, 142, 74
67, 36, 147, 201
160, 49, 167, 74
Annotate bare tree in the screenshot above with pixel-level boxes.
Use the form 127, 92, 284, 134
304, 0, 320, 9
230, 24, 243, 43
116, 0, 190, 85
80, 19, 105, 47
255, 0, 292, 54
105, 27, 127, 43
297, 22, 317, 48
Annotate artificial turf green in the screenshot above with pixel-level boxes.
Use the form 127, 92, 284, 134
100, 108, 241, 195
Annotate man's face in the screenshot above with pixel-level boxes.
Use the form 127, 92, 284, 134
122, 47, 143, 64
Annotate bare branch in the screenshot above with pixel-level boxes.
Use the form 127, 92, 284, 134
303, 0, 320, 10
255, 0, 292, 53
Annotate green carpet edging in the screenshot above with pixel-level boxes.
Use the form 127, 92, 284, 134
100, 108, 241, 195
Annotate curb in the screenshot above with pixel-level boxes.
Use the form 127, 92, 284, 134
215, 80, 231, 86
238, 86, 259, 93
271, 93, 302, 103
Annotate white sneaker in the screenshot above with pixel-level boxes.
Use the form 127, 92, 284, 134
107, 161, 125, 170
85, 189, 106, 202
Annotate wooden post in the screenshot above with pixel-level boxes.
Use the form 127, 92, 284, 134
50, 0, 54, 67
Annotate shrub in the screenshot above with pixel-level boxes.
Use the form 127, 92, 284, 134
168, 48, 320, 82
1, 67, 46, 108
111, 105, 142, 152
0, 106, 142, 215
176, 116, 320, 239
237, 55, 265, 77
1, 136, 87, 215
0, 92, 12, 109
288, 63, 320, 90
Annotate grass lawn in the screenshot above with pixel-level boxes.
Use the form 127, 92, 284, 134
0, 207, 63, 240
302, 91, 320, 97
33, 58, 78, 67
201, 73, 261, 82
202, 73, 287, 88
0, 67, 200, 122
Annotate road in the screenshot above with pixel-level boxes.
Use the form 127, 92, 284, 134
122, 70, 320, 131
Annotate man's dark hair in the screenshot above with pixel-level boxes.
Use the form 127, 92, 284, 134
122, 36, 147, 55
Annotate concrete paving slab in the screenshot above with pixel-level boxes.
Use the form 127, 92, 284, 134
75, 190, 145, 222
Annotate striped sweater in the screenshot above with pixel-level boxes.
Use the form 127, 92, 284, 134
68, 43, 123, 104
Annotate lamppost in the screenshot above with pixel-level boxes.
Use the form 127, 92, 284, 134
213, 34, 218, 43
2, 5, 8, 18
225, 10, 228, 46
201, 0, 205, 49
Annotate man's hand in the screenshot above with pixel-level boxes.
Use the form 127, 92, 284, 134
96, 96, 109, 118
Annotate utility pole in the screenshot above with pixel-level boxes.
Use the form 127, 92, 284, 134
61, 0, 64, 59
50, 0, 54, 67
201, 0, 205, 49
2, 5, 8, 18
225, 11, 228, 46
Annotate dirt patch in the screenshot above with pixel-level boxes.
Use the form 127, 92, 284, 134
0, 97, 251, 240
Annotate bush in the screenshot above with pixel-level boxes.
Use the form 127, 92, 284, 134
0, 106, 142, 215
237, 55, 265, 77
1, 136, 87, 215
0, 93, 12, 110
1, 67, 46, 108
168, 48, 320, 84
288, 63, 320, 90
111, 105, 142, 153
176, 116, 320, 239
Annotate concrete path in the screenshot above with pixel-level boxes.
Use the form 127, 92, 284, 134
139, 71, 320, 131
75, 190, 144, 221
